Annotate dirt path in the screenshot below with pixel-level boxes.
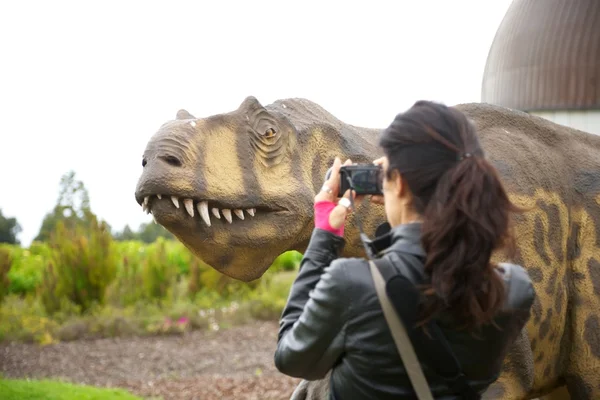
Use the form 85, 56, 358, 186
0, 321, 301, 400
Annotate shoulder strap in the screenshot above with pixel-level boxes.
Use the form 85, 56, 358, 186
369, 259, 435, 400
373, 256, 482, 400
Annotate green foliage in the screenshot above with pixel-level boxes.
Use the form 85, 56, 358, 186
3, 242, 52, 296
113, 222, 174, 243
141, 238, 176, 300
270, 251, 303, 272
0, 378, 142, 400
40, 215, 117, 314
0, 208, 22, 244
0, 246, 12, 304
1, 229, 302, 343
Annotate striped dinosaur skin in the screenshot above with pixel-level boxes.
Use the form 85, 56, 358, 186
134, 96, 600, 399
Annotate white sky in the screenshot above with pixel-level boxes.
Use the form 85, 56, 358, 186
0, 0, 512, 246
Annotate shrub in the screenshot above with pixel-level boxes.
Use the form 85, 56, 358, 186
141, 237, 176, 301
6, 242, 51, 296
39, 215, 117, 314
0, 247, 12, 305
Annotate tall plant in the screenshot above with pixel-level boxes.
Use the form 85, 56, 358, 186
40, 214, 117, 314
0, 247, 12, 305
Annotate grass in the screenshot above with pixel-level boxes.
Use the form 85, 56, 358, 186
0, 378, 144, 400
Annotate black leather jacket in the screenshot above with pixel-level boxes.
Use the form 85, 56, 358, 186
274, 222, 535, 399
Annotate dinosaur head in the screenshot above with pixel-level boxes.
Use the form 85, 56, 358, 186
134, 96, 316, 281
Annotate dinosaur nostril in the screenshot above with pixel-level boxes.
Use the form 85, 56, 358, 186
161, 155, 183, 167
142, 158, 147, 167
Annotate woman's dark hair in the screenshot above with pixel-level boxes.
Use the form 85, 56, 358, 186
379, 100, 522, 331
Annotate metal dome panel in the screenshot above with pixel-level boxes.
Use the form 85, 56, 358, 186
481, 0, 600, 111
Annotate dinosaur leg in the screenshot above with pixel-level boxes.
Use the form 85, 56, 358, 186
563, 211, 600, 399
562, 292, 600, 398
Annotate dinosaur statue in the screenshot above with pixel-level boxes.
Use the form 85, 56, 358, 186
134, 96, 600, 399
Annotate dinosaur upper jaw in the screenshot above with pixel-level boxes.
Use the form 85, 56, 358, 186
137, 193, 287, 227
137, 192, 292, 236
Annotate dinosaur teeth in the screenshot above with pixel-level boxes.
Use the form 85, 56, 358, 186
234, 209, 244, 220
140, 195, 261, 224
222, 209, 233, 224
197, 201, 211, 226
184, 198, 194, 217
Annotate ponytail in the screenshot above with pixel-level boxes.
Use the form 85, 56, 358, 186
418, 155, 520, 330
379, 100, 522, 331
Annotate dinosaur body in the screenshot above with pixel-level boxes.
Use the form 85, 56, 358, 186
135, 97, 600, 399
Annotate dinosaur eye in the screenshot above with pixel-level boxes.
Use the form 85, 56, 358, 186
264, 127, 276, 138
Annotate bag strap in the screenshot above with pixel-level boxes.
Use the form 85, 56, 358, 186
373, 255, 482, 400
369, 259, 435, 400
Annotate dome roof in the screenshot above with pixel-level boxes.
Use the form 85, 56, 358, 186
481, 0, 600, 111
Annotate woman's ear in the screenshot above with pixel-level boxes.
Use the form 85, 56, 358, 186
388, 169, 404, 198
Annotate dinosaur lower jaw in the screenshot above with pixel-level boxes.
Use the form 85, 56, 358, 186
138, 194, 286, 227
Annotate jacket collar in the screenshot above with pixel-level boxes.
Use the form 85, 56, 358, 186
370, 222, 426, 258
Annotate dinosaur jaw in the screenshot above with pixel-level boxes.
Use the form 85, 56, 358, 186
136, 193, 306, 281
138, 193, 285, 226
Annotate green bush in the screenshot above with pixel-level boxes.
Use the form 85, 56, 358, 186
5, 242, 51, 295
0, 247, 12, 305
1, 227, 305, 343
39, 215, 117, 314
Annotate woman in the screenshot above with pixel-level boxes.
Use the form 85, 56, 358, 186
274, 100, 536, 399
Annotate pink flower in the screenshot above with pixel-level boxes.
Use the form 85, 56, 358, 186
177, 317, 189, 325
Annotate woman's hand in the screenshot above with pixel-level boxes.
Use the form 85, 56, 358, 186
314, 157, 354, 232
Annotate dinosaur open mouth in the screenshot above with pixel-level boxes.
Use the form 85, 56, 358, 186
137, 194, 285, 227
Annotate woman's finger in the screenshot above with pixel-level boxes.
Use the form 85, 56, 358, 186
329, 190, 352, 228
373, 157, 385, 166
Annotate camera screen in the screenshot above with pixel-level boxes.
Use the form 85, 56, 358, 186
351, 169, 381, 193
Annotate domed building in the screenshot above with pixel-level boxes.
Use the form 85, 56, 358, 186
481, 0, 600, 135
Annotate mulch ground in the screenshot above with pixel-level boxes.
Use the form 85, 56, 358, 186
0, 321, 301, 400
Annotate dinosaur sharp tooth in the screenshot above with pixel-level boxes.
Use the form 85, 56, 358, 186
234, 209, 244, 220
222, 209, 233, 224
152, 215, 157, 224
184, 198, 194, 217
171, 196, 179, 208
211, 208, 221, 219
157, 194, 162, 199
197, 201, 210, 226
246, 208, 255, 217
142, 203, 148, 212
143, 196, 149, 206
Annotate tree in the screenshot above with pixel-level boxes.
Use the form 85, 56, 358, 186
34, 171, 100, 242
113, 224, 137, 241
113, 221, 174, 243
137, 222, 174, 243
0, 209, 22, 245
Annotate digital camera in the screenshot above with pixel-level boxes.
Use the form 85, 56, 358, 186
325, 164, 383, 197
